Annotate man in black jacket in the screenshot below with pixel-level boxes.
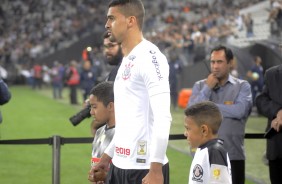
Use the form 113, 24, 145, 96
256, 64, 282, 184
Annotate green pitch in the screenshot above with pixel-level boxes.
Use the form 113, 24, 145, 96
0, 86, 268, 183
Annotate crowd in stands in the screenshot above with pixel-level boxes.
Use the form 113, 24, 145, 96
0, 0, 106, 72
144, 0, 270, 66
0, 0, 280, 84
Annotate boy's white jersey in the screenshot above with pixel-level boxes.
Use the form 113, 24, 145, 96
110, 39, 171, 169
188, 139, 232, 184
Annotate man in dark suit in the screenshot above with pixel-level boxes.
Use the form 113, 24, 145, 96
256, 64, 282, 184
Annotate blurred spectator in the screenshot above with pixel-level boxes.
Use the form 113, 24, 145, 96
80, 60, 97, 101
246, 56, 264, 105
182, 33, 194, 65
268, 1, 282, 37
230, 57, 240, 78
42, 64, 51, 87
244, 13, 254, 38
65, 60, 80, 105
50, 61, 64, 99
169, 58, 182, 110
32, 63, 42, 89
235, 9, 244, 31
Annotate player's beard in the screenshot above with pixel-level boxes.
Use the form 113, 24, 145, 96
107, 47, 123, 66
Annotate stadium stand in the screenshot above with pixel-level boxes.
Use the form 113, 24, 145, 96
0, 0, 280, 85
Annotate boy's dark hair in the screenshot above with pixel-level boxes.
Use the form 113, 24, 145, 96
90, 81, 114, 107
185, 101, 222, 134
210, 45, 234, 63
108, 0, 145, 30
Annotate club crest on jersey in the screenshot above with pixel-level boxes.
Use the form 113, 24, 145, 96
137, 140, 147, 155
128, 55, 136, 61
192, 164, 204, 182
122, 62, 134, 80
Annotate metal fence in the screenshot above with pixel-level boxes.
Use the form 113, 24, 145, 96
0, 133, 265, 184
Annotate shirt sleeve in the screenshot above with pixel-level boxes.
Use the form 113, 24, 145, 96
209, 148, 232, 183
149, 92, 172, 163
209, 164, 232, 183
141, 51, 172, 163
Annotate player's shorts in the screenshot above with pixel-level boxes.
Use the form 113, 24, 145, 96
106, 162, 170, 184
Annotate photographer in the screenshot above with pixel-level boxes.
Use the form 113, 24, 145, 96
69, 31, 122, 135
0, 77, 11, 123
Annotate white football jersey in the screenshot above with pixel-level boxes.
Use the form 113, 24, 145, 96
189, 139, 232, 184
107, 39, 172, 169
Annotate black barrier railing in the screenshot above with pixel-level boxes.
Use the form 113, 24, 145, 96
0, 133, 265, 184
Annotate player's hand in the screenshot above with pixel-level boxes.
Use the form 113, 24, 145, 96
88, 167, 106, 183
142, 171, 163, 184
88, 154, 111, 183
271, 118, 282, 132
142, 163, 163, 184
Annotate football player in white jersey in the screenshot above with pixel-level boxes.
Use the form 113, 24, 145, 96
90, 0, 172, 184
184, 101, 232, 184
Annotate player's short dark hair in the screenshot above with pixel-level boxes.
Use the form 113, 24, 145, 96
108, 0, 145, 30
210, 45, 234, 63
90, 81, 114, 107
185, 101, 222, 134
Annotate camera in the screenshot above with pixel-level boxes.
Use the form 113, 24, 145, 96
69, 104, 91, 126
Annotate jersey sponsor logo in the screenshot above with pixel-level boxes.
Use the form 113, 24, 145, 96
149, 50, 163, 81
137, 140, 147, 155
122, 62, 134, 80
192, 164, 204, 182
115, 146, 131, 157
